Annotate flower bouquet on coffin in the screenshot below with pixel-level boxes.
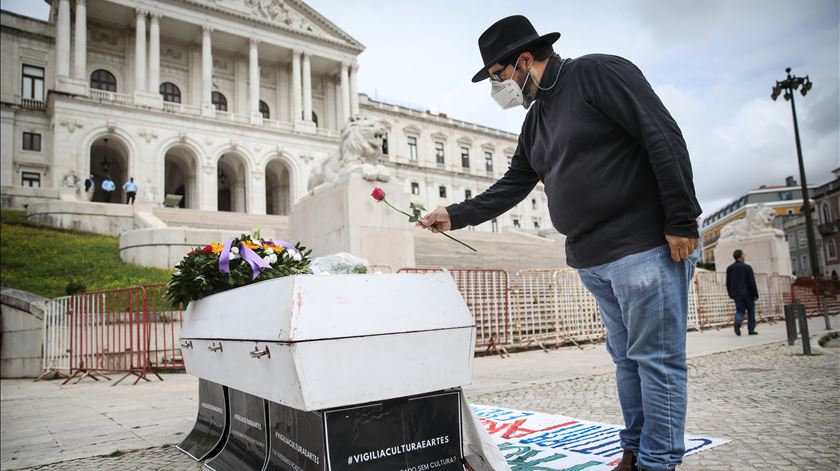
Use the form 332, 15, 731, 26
371, 187, 477, 252
167, 230, 312, 307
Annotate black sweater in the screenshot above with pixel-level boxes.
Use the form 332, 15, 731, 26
446, 54, 701, 268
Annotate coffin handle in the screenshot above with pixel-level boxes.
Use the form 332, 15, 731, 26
249, 345, 271, 359
180, 340, 193, 349
208, 342, 223, 352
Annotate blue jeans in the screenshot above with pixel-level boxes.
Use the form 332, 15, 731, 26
578, 244, 698, 471
735, 298, 756, 334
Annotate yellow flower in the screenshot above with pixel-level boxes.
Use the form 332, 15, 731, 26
211, 242, 224, 254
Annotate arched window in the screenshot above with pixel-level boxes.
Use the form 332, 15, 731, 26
259, 100, 270, 119
211, 91, 227, 111
90, 69, 116, 92
159, 82, 181, 103
821, 202, 832, 224
828, 239, 838, 261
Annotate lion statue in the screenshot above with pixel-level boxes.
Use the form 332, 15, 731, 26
307, 115, 389, 193
719, 204, 782, 240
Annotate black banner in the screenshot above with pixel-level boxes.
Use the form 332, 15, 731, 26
205, 388, 269, 471
176, 378, 229, 462
265, 401, 325, 471
325, 390, 463, 471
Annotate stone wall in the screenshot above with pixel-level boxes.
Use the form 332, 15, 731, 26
0, 288, 46, 378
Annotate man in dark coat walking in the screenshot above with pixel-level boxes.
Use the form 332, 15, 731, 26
726, 249, 759, 336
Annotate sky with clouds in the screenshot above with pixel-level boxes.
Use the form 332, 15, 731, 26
2, 0, 838, 218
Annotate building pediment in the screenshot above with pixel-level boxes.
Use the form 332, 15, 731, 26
182, 0, 364, 52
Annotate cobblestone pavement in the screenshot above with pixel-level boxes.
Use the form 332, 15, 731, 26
15, 340, 839, 470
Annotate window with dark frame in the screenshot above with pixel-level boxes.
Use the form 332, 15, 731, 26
438, 186, 446, 198
211, 91, 228, 111
22, 65, 45, 101
90, 69, 117, 92
465, 189, 472, 199
259, 100, 270, 119
407, 136, 418, 161
21, 171, 40, 188
531, 198, 537, 209
435, 141, 445, 164
491, 218, 498, 233
159, 82, 181, 103
460, 146, 470, 168
411, 182, 420, 195
533, 220, 540, 229
485, 151, 493, 172
381, 133, 389, 155
22, 132, 41, 151
513, 218, 520, 229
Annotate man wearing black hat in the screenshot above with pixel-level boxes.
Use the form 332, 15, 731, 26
421, 15, 701, 471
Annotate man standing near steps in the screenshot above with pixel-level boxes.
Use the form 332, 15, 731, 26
420, 16, 701, 471
725, 249, 759, 336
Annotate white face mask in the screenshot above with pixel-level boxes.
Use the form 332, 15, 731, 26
490, 57, 568, 110
490, 59, 530, 110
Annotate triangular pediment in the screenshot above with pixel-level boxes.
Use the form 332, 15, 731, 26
193, 0, 364, 51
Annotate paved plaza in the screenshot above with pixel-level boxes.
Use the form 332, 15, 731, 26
2, 315, 838, 471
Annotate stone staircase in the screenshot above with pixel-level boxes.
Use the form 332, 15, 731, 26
152, 208, 567, 273
412, 229, 567, 273
152, 207, 289, 236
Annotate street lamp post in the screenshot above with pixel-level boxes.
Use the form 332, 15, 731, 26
772, 67, 819, 276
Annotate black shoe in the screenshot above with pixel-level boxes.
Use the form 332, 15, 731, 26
749, 331, 758, 335
734, 323, 741, 336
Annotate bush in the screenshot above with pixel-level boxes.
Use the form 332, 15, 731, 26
64, 281, 86, 295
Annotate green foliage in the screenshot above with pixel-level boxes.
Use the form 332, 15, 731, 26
0, 209, 172, 298
166, 234, 312, 307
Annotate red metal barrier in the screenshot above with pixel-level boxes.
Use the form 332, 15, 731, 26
144, 284, 184, 371
59, 284, 184, 385
398, 268, 511, 351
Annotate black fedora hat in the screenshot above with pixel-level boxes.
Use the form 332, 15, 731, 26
472, 15, 560, 83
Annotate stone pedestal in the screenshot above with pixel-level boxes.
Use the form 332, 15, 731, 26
290, 173, 415, 270
715, 233, 792, 275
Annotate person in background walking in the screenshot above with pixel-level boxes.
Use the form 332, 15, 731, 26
725, 249, 759, 336
101, 175, 115, 203
123, 177, 138, 205
83, 174, 95, 201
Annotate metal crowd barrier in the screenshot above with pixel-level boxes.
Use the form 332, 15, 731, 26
397, 268, 511, 352
41, 284, 184, 384
404, 267, 796, 353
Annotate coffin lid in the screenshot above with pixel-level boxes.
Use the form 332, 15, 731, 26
180, 272, 475, 342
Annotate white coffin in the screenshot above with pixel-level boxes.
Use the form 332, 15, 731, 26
180, 272, 475, 411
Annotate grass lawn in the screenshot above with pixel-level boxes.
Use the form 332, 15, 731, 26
0, 209, 172, 299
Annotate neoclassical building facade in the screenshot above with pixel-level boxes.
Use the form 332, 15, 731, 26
0, 0, 550, 234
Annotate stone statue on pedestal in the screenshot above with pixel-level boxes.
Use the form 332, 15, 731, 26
307, 115, 390, 194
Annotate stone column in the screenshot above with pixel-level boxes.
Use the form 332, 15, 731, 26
148, 13, 160, 93
201, 26, 214, 116
291, 50, 302, 122
339, 62, 350, 125
134, 10, 147, 93
349, 63, 359, 117
249, 38, 261, 124
55, 0, 71, 79
302, 52, 312, 122
72, 0, 86, 80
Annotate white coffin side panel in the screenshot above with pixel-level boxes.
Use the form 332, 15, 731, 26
182, 339, 305, 408
181, 273, 474, 342
292, 328, 475, 410
182, 328, 474, 411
